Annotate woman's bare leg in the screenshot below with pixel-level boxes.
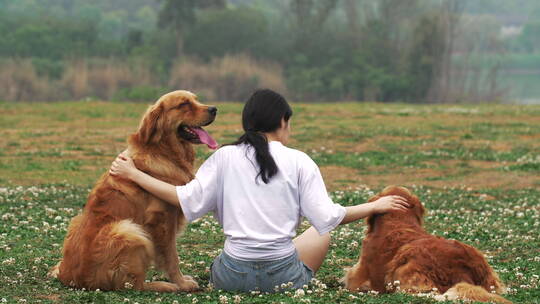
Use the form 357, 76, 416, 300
293, 226, 331, 273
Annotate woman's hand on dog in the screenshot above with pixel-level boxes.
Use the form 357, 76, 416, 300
341, 195, 410, 224
109, 153, 138, 180
372, 195, 410, 213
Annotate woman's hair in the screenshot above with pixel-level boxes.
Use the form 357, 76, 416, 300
231, 89, 292, 184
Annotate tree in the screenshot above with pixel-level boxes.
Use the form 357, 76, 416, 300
184, 7, 268, 60
289, 0, 339, 52
157, 0, 225, 57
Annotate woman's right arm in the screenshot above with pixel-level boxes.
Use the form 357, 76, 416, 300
298, 153, 410, 230
109, 154, 179, 206
340, 195, 410, 225
110, 152, 220, 222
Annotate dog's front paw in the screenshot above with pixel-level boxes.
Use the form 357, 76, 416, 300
48, 261, 61, 278
177, 275, 199, 292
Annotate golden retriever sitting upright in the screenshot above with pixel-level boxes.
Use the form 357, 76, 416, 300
343, 186, 512, 304
49, 90, 218, 292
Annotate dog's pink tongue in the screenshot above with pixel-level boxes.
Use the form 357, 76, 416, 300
193, 127, 218, 150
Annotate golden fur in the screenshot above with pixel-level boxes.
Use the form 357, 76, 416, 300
343, 186, 512, 304
49, 90, 216, 292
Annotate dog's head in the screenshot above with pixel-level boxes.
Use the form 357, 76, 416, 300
366, 186, 425, 233
137, 90, 218, 149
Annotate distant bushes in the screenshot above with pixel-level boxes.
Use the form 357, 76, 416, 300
0, 55, 286, 102
169, 55, 287, 101
60, 59, 156, 100
0, 1, 511, 103
112, 86, 168, 102
0, 59, 53, 101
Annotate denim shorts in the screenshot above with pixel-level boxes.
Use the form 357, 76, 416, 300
210, 250, 314, 293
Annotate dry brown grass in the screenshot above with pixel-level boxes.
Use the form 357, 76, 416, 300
168, 54, 287, 101
0, 59, 53, 101
61, 59, 156, 100
0, 55, 286, 101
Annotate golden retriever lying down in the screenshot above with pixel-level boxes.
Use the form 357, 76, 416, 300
343, 186, 512, 304
49, 90, 218, 292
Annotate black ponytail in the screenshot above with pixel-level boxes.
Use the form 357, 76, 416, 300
230, 89, 292, 184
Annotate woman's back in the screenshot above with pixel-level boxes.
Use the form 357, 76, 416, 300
221, 141, 304, 260
178, 141, 345, 261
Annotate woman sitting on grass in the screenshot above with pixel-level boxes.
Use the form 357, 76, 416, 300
109, 89, 409, 292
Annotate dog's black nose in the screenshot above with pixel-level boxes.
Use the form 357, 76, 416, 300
208, 107, 217, 116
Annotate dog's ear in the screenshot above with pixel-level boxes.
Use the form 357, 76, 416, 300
138, 103, 165, 144
365, 194, 381, 233
411, 195, 425, 226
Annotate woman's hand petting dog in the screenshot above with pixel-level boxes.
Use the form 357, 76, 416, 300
110, 153, 138, 180
372, 195, 410, 214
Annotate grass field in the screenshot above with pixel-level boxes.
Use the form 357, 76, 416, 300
1, 101, 539, 303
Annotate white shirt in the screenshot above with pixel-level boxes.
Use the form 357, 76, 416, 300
176, 141, 346, 261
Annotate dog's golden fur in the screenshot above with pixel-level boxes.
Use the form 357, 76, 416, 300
343, 186, 512, 304
49, 90, 216, 292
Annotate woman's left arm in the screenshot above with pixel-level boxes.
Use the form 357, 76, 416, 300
109, 154, 179, 206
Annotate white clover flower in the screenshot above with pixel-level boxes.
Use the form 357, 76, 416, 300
219, 295, 228, 304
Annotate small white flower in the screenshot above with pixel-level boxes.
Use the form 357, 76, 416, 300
219, 295, 229, 304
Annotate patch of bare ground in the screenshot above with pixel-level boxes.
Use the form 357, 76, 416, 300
425, 171, 539, 190
37, 294, 60, 302
320, 165, 539, 191
350, 141, 374, 153
468, 160, 502, 169
465, 140, 515, 152
320, 166, 360, 190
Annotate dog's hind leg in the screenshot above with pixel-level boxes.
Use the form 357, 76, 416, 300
386, 262, 437, 293
434, 282, 512, 304
342, 261, 371, 292
90, 219, 180, 292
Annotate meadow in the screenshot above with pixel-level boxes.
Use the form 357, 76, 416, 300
0, 101, 539, 303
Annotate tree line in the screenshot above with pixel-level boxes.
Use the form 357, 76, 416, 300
0, 0, 531, 102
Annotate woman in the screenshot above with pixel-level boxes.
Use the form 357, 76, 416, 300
109, 89, 409, 292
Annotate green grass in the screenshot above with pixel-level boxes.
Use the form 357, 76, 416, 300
1, 184, 538, 303
0, 101, 539, 303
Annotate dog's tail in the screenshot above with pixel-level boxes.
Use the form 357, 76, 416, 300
54, 219, 155, 290
89, 219, 155, 289
434, 282, 512, 304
